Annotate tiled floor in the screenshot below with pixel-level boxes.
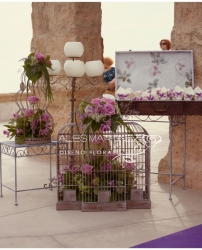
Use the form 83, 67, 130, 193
1, 119, 202, 248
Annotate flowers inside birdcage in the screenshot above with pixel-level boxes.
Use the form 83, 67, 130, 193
58, 149, 137, 202
76, 96, 137, 140
21, 52, 53, 102
3, 95, 54, 145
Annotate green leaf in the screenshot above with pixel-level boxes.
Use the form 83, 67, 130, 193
28, 53, 35, 58
150, 52, 156, 59
78, 101, 89, 113
93, 188, 98, 195
160, 59, 167, 64
151, 59, 158, 64
3, 124, 15, 129
45, 62, 52, 69
42, 64, 53, 102
24, 65, 42, 83
46, 55, 50, 61
110, 123, 117, 133
7, 128, 16, 133
16, 135, 25, 145
83, 120, 93, 148
110, 192, 117, 202
117, 69, 122, 75
91, 120, 101, 132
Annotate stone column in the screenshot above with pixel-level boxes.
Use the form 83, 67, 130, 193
158, 3, 202, 190
30, 2, 107, 139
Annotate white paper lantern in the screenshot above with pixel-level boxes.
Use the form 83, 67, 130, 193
64, 60, 85, 77
85, 60, 104, 77
64, 42, 84, 57
48, 60, 61, 75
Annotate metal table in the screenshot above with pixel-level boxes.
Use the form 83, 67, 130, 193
118, 101, 187, 200
129, 115, 186, 200
0, 141, 57, 205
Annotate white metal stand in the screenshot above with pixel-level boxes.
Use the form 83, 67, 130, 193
127, 115, 186, 200
0, 141, 57, 205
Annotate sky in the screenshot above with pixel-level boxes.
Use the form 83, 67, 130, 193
0, 1, 174, 94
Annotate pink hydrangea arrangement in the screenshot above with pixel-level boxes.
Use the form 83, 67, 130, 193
77, 97, 137, 138
3, 95, 53, 144
21, 52, 53, 102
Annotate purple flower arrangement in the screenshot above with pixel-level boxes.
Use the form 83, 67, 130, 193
77, 97, 137, 138
58, 150, 137, 202
3, 95, 53, 144
56, 97, 139, 202
21, 52, 53, 102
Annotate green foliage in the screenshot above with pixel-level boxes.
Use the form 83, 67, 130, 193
22, 52, 53, 102
60, 151, 136, 202
62, 97, 139, 202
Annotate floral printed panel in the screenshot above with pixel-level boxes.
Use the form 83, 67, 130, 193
115, 50, 194, 91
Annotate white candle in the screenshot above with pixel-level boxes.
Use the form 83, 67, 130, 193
64, 42, 84, 58
48, 60, 61, 75
85, 60, 104, 77
64, 60, 85, 77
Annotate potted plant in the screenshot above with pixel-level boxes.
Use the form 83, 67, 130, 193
58, 141, 136, 203
3, 95, 54, 144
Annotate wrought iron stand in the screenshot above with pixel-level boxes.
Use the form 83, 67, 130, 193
127, 115, 186, 200
0, 141, 57, 205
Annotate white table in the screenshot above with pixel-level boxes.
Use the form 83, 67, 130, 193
0, 141, 57, 205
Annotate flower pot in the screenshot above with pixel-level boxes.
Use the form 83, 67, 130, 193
98, 190, 111, 202
63, 189, 77, 202
130, 188, 143, 200
15, 136, 51, 145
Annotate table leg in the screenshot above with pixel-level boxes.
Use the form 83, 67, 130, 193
49, 145, 53, 190
169, 119, 173, 200
0, 143, 3, 197
14, 148, 18, 206
183, 117, 186, 190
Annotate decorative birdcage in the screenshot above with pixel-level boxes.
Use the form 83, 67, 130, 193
56, 121, 151, 211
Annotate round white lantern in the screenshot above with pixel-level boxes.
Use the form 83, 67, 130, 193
48, 60, 61, 75
85, 60, 104, 77
64, 42, 84, 58
64, 60, 85, 77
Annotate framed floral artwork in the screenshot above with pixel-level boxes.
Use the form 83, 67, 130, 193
115, 50, 194, 91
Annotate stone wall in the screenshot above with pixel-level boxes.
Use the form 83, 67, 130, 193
0, 93, 26, 121
30, 2, 107, 140
158, 3, 202, 190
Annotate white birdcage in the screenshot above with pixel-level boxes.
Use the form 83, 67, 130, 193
56, 121, 151, 211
